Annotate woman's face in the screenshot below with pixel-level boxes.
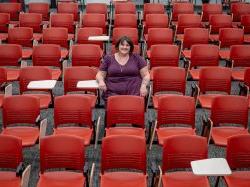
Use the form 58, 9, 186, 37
118, 40, 131, 55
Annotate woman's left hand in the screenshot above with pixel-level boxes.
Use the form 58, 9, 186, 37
140, 85, 148, 97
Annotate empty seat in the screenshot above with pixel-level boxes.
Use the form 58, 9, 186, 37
0, 13, 10, 41
175, 14, 202, 40
231, 2, 250, 22
187, 44, 220, 80
229, 45, 250, 81
37, 135, 87, 187
8, 27, 33, 59
205, 95, 249, 146
81, 13, 107, 34
19, 13, 43, 41
71, 44, 102, 67
0, 135, 31, 187
171, 3, 194, 23
114, 2, 136, 15
1, 95, 41, 147
76, 27, 104, 49
181, 28, 209, 59
0, 3, 21, 21
149, 44, 179, 69
193, 67, 232, 109
201, 3, 222, 22
209, 14, 232, 41
150, 96, 196, 149
0, 44, 22, 81
28, 3, 50, 21
86, 3, 107, 20
53, 95, 97, 146
146, 28, 173, 58
114, 14, 137, 28
63, 66, 98, 107
144, 14, 169, 35
58, 2, 79, 22
42, 27, 69, 58
240, 15, 250, 43
50, 13, 75, 37
106, 95, 146, 138
224, 134, 250, 187
158, 135, 209, 187
32, 44, 62, 80
218, 28, 244, 60
100, 135, 147, 187
143, 3, 165, 21
19, 66, 53, 109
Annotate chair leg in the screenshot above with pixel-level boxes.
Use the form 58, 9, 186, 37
215, 176, 220, 187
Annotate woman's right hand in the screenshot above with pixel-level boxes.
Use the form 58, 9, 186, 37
98, 81, 107, 91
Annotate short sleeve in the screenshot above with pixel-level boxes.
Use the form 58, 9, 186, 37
99, 55, 111, 72
135, 54, 147, 70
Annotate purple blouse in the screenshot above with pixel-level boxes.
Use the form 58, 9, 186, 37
99, 53, 147, 101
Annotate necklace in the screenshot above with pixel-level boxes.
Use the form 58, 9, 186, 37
115, 53, 129, 73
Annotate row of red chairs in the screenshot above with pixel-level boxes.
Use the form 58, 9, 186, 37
1, 2, 249, 22
0, 91, 249, 148
0, 132, 249, 186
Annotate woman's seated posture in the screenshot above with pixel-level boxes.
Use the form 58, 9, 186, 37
96, 36, 150, 103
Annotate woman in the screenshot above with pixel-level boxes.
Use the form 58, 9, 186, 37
96, 36, 150, 103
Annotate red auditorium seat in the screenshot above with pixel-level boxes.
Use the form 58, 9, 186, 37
37, 135, 87, 187
158, 135, 209, 187
100, 135, 147, 187
53, 95, 98, 146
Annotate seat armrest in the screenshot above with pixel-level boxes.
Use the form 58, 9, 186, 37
239, 82, 249, 96
191, 83, 200, 106
202, 116, 213, 144
16, 162, 25, 177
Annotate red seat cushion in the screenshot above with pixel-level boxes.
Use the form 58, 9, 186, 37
231, 69, 244, 81
105, 127, 145, 138
37, 171, 85, 187
224, 171, 250, 187
100, 172, 147, 187
162, 171, 210, 187
68, 33, 75, 41
22, 48, 33, 59
182, 50, 191, 59
0, 171, 21, 187
61, 48, 69, 59
6, 68, 20, 81
189, 69, 200, 80
244, 34, 250, 43
198, 94, 223, 109
24, 93, 51, 109
0, 33, 8, 41
176, 34, 184, 41
211, 127, 249, 146
53, 127, 93, 146
157, 127, 196, 145
1, 127, 39, 147
50, 69, 61, 80
33, 33, 43, 41
219, 49, 230, 60
209, 34, 219, 42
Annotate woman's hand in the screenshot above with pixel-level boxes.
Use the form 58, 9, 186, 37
98, 80, 107, 91
140, 85, 148, 97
